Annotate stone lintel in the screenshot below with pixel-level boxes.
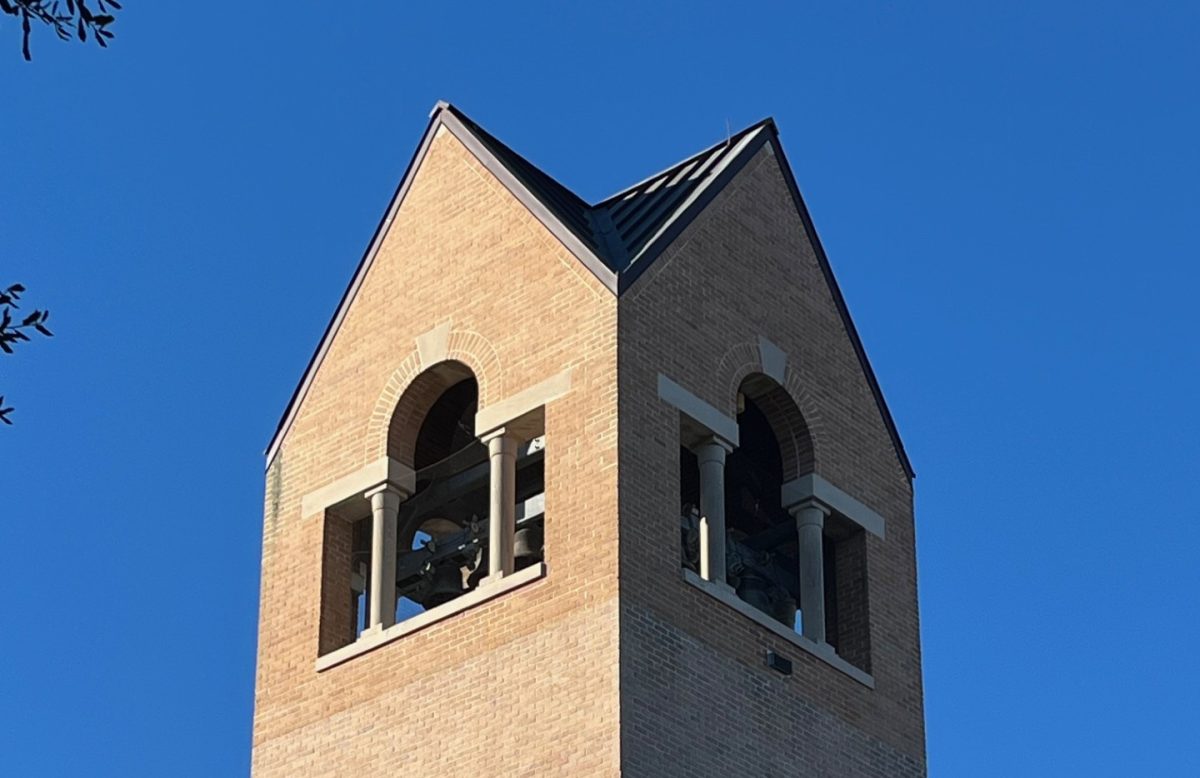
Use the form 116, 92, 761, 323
657, 373, 739, 449
301, 457, 417, 519
780, 473, 885, 539
475, 369, 571, 441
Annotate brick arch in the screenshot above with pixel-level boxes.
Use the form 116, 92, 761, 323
365, 330, 502, 463
443, 330, 502, 406
780, 367, 828, 475
719, 340, 827, 479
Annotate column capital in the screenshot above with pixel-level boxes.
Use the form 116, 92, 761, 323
691, 434, 735, 462
789, 498, 831, 525
781, 473, 886, 539
480, 425, 520, 447
363, 481, 411, 502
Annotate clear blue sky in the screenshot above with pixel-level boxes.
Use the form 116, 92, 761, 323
3, 2, 1198, 775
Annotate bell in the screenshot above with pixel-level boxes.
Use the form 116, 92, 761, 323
514, 524, 544, 565
422, 562, 465, 607
736, 575, 775, 616
736, 576, 797, 628
770, 591, 797, 628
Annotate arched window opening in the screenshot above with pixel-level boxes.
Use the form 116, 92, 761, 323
724, 392, 800, 630
413, 377, 480, 469
388, 377, 545, 627
322, 365, 548, 655
676, 373, 865, 661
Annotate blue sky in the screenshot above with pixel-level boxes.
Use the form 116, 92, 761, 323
3, 2, 1198, 775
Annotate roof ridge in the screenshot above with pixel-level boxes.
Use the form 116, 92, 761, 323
595, 117, 775, 207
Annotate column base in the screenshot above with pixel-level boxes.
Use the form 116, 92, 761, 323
706, 579, 736, 597
480, 571, 508, 588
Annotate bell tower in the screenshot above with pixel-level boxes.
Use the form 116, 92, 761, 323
251, 102, 926, 776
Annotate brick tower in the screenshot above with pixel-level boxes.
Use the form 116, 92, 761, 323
251, 102, 926, 776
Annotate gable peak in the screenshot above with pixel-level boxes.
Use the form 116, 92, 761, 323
430, 101, 776, 280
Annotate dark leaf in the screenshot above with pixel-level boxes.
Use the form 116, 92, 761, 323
94, 13, 113, 25
35, 324, 54, 337
0, 340, 13, 354
1, 308, 10, 328
96, 34, 106, 47
67, 0, 75, 14
77, 17, 85, 41
0, 411, 12, 425
8, 285, 26, 294
107, 0, 121, 7
22, 311, 40, 326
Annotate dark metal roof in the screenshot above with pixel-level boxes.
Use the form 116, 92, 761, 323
265, 102, 914, 480
598, 120, 771, 269
443, 105, 772, 275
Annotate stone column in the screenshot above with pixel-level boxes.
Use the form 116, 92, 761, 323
694, 436, 734, 588
483, 428, 519, 582
791, 499, 830, 644
364, 483, 406, 631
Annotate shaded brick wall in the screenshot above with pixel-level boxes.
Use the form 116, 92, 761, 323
251, 127, 621, 776
831, 529, 872, 674
317, 508, 356, 656
617, 144, 925, 776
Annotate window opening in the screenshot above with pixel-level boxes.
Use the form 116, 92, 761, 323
320, 368, 550, 657
722, 393, 799, 630
675, 376, 872, 672
391, 378, 546, 619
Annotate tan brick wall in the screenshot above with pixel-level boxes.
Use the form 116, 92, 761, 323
253, 125, 925, 777
251, 127, 621, 776
617, 145, 926, 776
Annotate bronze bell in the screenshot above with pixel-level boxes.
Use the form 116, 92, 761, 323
513, 524, 544, 565
771, 591, 797, 629
422, 562, 465, 608
736, 575, 775, 616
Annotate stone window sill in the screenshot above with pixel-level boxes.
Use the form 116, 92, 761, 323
316, 562, 547, 672
681, 568, 875, 688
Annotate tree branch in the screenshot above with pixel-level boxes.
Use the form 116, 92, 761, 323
3, 0, 120, 60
